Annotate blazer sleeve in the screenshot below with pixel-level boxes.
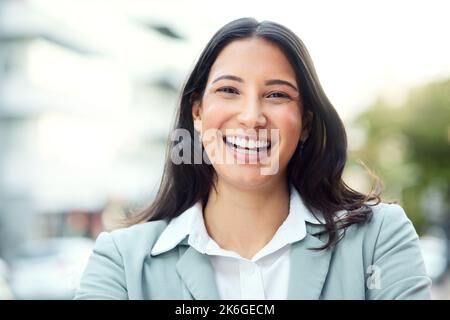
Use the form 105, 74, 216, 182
366, 204, 432, 300
74, 232, 128, 300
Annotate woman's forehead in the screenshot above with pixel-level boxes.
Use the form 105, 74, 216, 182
208, 37, 297, 83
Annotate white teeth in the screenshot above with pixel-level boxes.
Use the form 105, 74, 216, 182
225, 136, 270, 149
236, 137, 245, 148
256, 140, 266, 148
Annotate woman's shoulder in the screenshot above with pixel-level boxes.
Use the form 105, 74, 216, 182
362, 201, 417, 237
366, 201, 411, 224
75, 220, 170, 300
352, 202, 431, 299
343, 202, 421, 256
95, 220, 169, 258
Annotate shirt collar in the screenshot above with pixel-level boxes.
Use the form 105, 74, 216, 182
150, 186, 333, 256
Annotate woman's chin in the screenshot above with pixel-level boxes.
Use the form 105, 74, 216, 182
217, 168, 279, 190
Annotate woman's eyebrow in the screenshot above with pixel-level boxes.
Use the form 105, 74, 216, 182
212, 75, 243, 84
265, 79, 298, 91
211, 75, 298, 92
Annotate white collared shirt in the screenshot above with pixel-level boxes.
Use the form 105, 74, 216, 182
151, 186, 326, 300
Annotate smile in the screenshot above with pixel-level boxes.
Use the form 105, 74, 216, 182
223, 135, 272, 154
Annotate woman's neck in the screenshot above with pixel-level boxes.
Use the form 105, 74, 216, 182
203, 177, 290, 260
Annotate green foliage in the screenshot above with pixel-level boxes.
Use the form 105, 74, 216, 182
351, 78, 450, 233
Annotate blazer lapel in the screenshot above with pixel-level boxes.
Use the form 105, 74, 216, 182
288, 226, 335, 299
176, 245, 221, 300
174, 225, 335, 300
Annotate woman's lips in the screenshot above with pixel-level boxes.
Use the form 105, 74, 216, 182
222, 136, 273, 164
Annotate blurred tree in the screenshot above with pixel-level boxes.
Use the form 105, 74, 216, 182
351, 78, 450, 234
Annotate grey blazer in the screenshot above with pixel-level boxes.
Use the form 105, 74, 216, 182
75, 202, 431, 300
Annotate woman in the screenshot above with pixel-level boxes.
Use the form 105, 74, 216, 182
75, 18, 431, 300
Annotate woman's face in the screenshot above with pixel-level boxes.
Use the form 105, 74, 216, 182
192, 37, 310, 189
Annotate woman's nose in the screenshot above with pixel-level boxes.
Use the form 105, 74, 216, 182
236, 96, 267, 128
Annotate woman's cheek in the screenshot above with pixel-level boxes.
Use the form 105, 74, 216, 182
276, 113, 302, 160
202, 100, 235, 129
285, 116, 302, 135
202, 107, 225, 129
272, 107, 302, 136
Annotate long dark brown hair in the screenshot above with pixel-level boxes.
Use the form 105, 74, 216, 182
127, 17, 382, 250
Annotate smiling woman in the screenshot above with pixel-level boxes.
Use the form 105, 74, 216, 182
75, 17, 431, 300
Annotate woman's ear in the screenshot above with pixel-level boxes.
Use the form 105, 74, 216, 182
301, 110, 314, 141
192, 100, 203, 133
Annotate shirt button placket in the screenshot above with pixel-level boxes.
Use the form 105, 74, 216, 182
240, 261, 265, 299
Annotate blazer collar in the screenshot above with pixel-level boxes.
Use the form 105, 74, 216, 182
173, 229, 334, 300
151, 185, 339, 299
150, 185, 331, 256
287, 231, 334, 299
175, 243, 221, 300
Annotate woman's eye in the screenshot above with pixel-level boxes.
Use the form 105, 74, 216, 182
267, 92, 290, 99
217, 87, 238, 94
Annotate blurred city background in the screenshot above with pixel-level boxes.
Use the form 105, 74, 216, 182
0, 0, 449, 299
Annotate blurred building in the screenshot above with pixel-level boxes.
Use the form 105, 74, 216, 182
0, 0, 201, 260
